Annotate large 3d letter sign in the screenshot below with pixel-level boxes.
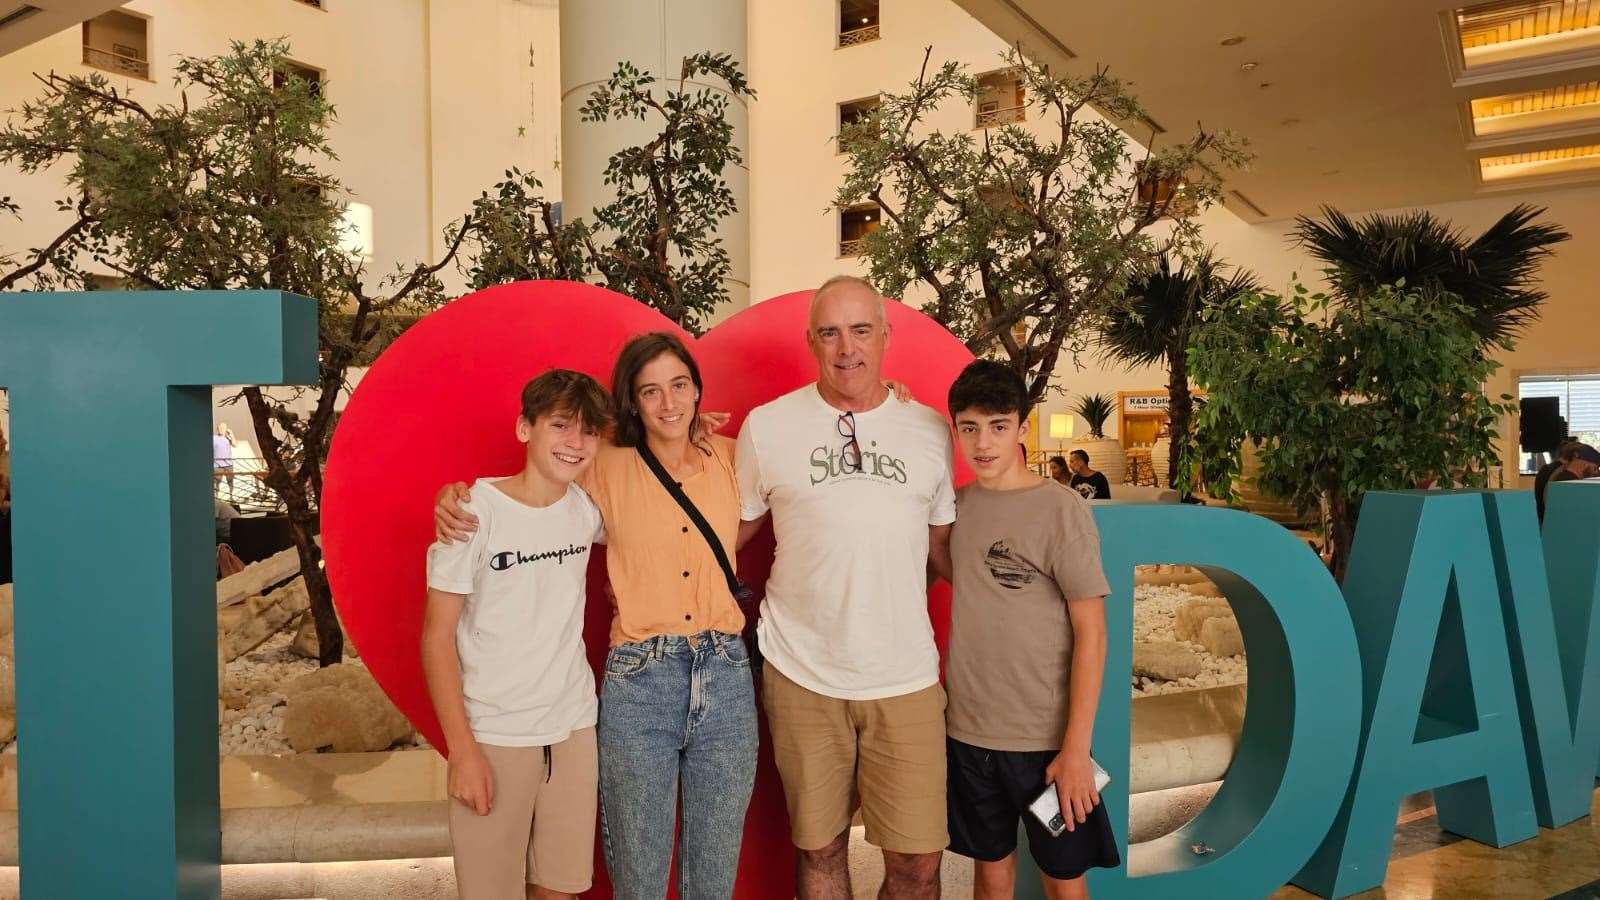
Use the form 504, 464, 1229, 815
2, 281, 1596, 899
1064, 485, 1600, 900
0, 292, 317, 899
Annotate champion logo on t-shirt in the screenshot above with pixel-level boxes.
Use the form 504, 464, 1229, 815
488, 543, 589, 572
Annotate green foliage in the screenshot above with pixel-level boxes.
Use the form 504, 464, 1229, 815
451, 167, 590, 289
1072, 392, 1115, 439
579, 51, 754, 332
837, 46, 1248, 402
0, 39, 477, 664
1102, 252, 1257, 488
446, 52, 755, 333
1184, 282, 1513, 579
1293, 204, 1568, 351
1102, 252, 1256, 368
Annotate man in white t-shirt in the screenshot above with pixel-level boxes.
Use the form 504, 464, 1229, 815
422, 369, 610, 899
736, 275, 956, 898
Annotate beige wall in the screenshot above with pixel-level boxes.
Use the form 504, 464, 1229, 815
748, 0, 1035, 303
0, 0, 553, 296
0, 0, 542, 444
428, 0, 561, 266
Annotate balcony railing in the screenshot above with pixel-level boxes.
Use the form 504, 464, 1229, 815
838, 24, 881, 47
975, 105, 1026, 128
214, 457, 286, 515
839, 238, 866, 257
83, 45, 149, 79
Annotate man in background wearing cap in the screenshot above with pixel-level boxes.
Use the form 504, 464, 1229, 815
1548, 442, 1600, 500
1535, 440, 1581, 522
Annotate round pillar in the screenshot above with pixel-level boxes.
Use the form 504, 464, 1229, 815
559, 0, 750, 313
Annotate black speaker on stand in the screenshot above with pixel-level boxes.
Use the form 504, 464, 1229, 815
1520, 397, 1567, 470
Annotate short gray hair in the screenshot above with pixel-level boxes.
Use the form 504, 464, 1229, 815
809, 274, 885, 326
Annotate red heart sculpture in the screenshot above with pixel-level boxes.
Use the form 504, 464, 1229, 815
322, 280, 975, 897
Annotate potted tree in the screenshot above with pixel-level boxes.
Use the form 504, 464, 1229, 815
1068, 393, 1125, 484
1101, 252, 1257, 489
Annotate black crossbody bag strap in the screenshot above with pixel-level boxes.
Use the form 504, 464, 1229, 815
635, 442, 749, 602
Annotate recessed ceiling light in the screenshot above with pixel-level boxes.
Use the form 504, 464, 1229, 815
1241, 61, 1259, 71
1220, 36, 1246, 46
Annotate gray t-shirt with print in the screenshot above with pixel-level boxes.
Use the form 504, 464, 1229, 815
946, 479, 1111, 752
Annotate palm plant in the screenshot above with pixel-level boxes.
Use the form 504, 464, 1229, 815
1072, 393, 1116, 440
1102, 252, 1258, 487
1292, 204, 1569, 351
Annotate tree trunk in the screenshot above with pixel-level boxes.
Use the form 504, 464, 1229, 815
242, 387, 344, 666
1326, 491, 1356, 585
1166, 344, 1193, 493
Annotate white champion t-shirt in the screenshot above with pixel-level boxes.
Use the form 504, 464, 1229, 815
426, 479, 604, 746
736, 384, 957, 701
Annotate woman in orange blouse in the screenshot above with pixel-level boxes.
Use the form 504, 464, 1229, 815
436, 333, 756, 898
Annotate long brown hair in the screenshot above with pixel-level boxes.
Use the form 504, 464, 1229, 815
610, 332, 706, 450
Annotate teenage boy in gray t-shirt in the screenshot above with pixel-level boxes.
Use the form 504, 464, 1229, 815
943, 360, 1120, 898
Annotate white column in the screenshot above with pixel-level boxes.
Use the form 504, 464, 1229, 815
559, 0, 750, 314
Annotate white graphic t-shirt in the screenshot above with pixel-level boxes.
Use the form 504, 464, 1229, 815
737, 384, 957, 700
426, 479, 604, 746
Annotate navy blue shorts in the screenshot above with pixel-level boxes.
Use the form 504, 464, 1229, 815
946, 738, 1121, 881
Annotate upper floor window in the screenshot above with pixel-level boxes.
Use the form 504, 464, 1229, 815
975, 69, 1026, 128
82, 10, 149, 81
273, 60, 323, 98
839, 202, 881, 257
838, 95, 881, 139
839, 0, 880, 48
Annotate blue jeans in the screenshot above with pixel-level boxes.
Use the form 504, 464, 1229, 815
599, 631, 758, 899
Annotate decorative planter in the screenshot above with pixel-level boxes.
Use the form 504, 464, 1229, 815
1070, 437, 1126, 485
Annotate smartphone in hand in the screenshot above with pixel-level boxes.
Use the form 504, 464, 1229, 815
1028, 758, 1111, 837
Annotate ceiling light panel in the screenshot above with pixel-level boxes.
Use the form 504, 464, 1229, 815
1455, 0, 1600, 66
1470, 80, 1600, 134
1478, 142, 1600, 180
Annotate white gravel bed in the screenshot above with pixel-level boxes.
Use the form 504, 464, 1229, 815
1132, 583, 1247, 698
219, 631, 429, 755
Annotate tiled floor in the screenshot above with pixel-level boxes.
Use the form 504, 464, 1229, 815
1271, 784, 1600, 900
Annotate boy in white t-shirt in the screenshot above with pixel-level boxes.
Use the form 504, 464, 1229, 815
422, 369, 611, 900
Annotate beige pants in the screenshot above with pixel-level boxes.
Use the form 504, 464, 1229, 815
449, 727, 598, 898
763, 666, 949, 854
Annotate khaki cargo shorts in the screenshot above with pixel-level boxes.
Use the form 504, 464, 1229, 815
762, 665, 948, 854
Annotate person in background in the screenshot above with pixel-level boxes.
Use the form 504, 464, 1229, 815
213, 423, 235, 496
1066, 450, 1111, 501
214, 497, 240, 544
1535, 440, 1580, 522
1048, 455, 1071, 487
1548, 442, 1600, 491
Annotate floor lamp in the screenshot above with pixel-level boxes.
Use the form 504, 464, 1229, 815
1049, 413, 1072, 474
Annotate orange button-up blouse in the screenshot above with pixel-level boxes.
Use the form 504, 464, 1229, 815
580, 434, 746, 646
